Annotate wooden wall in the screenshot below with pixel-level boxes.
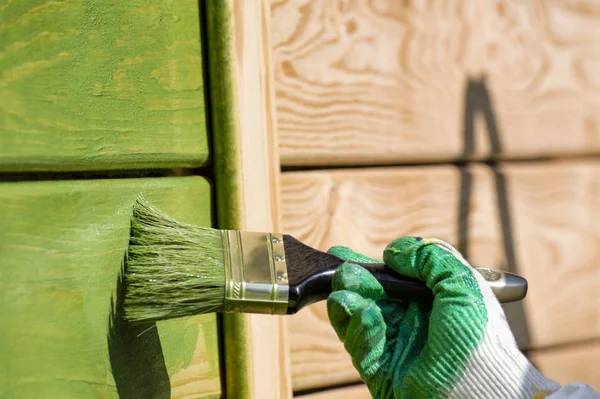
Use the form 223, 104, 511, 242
0, 180, 222, 398
281, 164, 600, 393
271, 0, 600, 166
0, 0, 209, 172
268, 0, 600, 396
0, 2, 223, 397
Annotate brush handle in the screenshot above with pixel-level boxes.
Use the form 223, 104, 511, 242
285, 259, 430, 314
283, 235, 528, 314
283, 235, 432, 314
359, 262, 431, 299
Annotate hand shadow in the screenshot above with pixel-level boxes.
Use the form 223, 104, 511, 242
107, 256, 171, 399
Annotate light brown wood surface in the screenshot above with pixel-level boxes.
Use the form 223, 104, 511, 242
294, 342, 600, 396
530, 341, 600, 391
271, 0, 600, 166
281, 166, 465, 390
472, 162, 600, 349
281, 162, 600, 390
297, 384, 370, 399
207, 1, 292, 397
234, 1, 293, 397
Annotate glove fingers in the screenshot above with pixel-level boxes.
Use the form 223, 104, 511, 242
390, 303, 432, 398
378, 300, 410, 339
343, 303, 387, 379
382, 237, 487, 309
327, 290, 371, 340
328, 245, 380, 264
332, 262, 387, 301
392, 301, 429, 369
327, 290, 387, 371
425, 240, 515, 341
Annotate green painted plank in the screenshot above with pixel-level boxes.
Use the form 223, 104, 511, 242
0, 1, 208, 171
0, 177, 221, 398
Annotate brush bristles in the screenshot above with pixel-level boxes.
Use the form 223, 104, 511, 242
124, 196, 226, 323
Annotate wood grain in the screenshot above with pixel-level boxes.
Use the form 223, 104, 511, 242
0, 0, 208, 171
271, 0, 600, 165
530, 341, 600, 391
234, 1, 293, 398
205, 1, 292, 397
478, 162, 600, 349
281, 166, 466, 390
296, 384, 370, 399
281, 162, 600, 390
0, 177, 220, 398
295, 342, 600, 396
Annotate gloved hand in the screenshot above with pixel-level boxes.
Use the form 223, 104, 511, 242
327, 237, 598, 399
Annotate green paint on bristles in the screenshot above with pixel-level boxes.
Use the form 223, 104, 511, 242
124, 196, 226, 323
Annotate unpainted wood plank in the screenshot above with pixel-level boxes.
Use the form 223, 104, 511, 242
205, 1, 292, 397
281, 166, 466, 391
293, 350, 600, 398
271, 0, 600, 165
235, 1, 293, 397
295, 343, 600, 398
0, 1, 208, 171
471, 162, 600, 349
296, 384, 370, 399
0, 177, 221, 398
281, 163, 600, 390
530, 341, 600, 391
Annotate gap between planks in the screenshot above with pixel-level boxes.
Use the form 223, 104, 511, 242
295, 384, 370, 399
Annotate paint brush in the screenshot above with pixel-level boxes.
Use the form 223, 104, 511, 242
124, 197, 528, 323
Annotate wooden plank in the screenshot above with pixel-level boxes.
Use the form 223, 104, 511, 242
281, 166, 465, 391
295, 348, 600, 397
0, 1, 208, 171
281, 162, 600, 390
271, 0, 600, 166
472, 162, 600, 349
0, 177, 221, 398
296, 385, 370, 399
235, 1, 293, 397
205, 1, 292, 398
530, 341, 600, 391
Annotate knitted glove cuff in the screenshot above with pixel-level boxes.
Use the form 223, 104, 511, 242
448, 331, 560, 399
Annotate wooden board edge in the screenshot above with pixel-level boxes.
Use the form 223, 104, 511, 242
205, 1, 292, 398
205, 1, 253, 397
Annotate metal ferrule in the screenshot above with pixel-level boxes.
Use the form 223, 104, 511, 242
221, 230, 289, 314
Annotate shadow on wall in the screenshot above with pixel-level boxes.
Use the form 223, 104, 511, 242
107, 257, 171, 399
460, 77, 532, 350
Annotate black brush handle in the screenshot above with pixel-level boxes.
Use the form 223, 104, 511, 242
283, 235, 432, 314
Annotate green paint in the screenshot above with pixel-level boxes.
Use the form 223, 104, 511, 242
0, 177, 221, 398
204, 0, 243, 230
204, 1, 254, 398
158, 316, 219, 375
0, 0, 209, 171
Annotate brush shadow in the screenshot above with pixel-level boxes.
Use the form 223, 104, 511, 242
460, 77, 532, 349
108, 256, 171, 399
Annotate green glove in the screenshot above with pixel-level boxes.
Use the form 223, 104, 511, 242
327, 237, 563, 399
